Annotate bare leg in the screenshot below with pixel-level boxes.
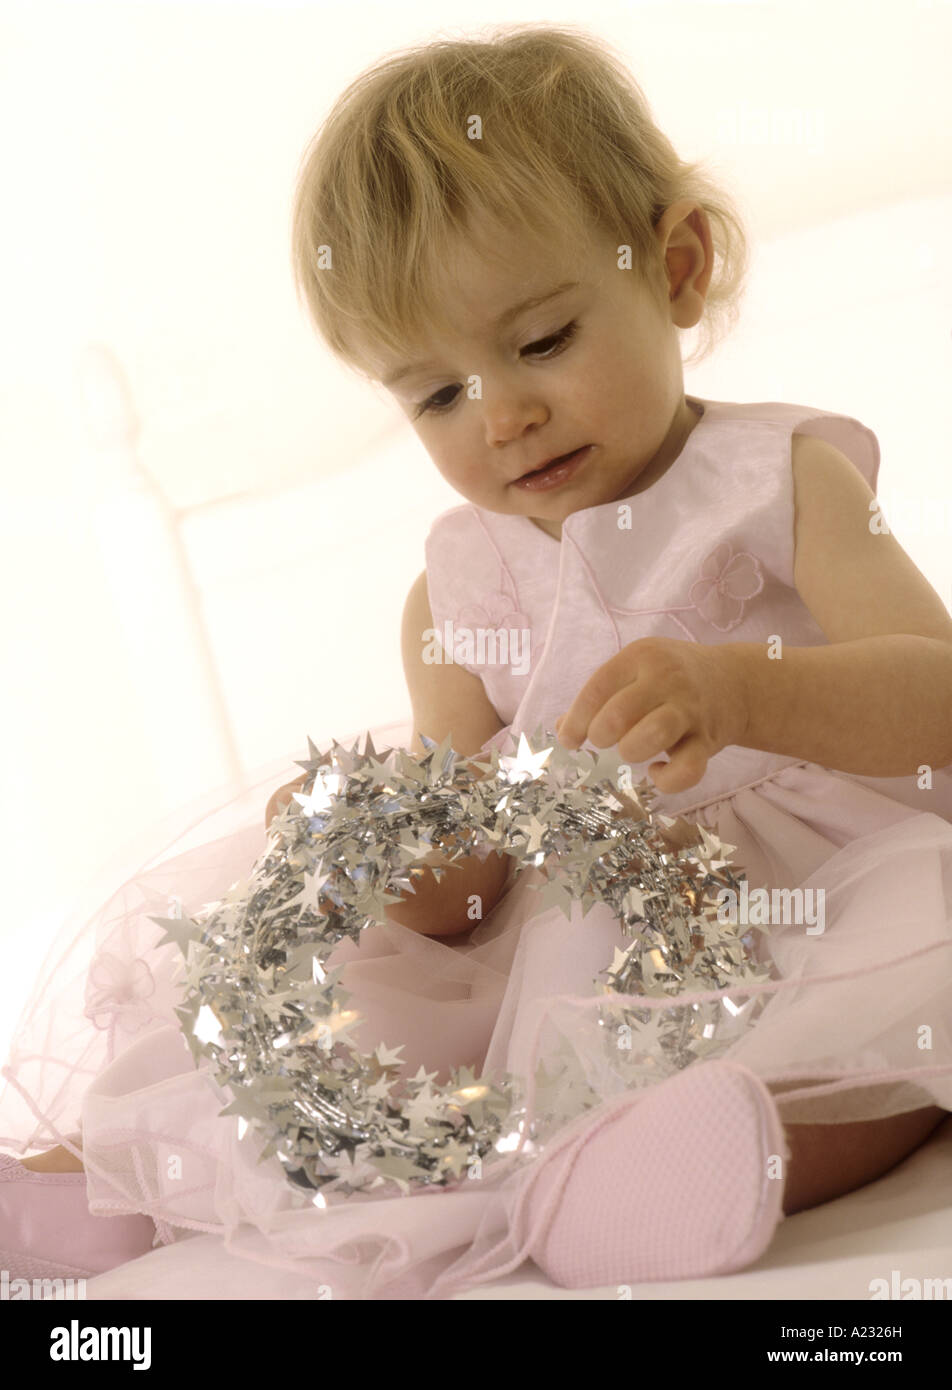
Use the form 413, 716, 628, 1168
19, 1142, 84, 1173
782, 1105, 947, 1215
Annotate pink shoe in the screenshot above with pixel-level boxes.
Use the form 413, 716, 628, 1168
0, 1152, 159, 1281
516, 1059, 789, 1289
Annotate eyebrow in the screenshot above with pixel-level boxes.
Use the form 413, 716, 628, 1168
382, 280, 580, 389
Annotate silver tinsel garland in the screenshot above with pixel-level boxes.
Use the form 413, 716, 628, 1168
148, 725, 774, 1200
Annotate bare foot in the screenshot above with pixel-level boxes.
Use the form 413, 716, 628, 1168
19, 1144, 85, 1173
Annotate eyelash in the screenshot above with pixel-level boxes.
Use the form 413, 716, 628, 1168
412, 320, 579, 419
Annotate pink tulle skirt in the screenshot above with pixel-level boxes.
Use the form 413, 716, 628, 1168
2, 716, 952, 1299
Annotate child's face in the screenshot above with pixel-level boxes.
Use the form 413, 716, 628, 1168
378, 204, 709, 542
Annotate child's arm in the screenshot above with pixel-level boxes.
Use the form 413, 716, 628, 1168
729, 434, 952, 777
386, 570, 515, 937
263, 572, 512, 937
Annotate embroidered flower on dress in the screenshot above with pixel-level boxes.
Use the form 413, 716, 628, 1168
451, 589, 537, 675
456, 589, 531, 634
83, 950, 157, 1034
688, 542, 764, 632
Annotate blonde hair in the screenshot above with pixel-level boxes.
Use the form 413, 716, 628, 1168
290, 23, 750, 380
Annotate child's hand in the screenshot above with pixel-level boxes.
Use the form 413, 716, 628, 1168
264, 751, 335, 829
553, 636, 747, 795
265, 773, 310, 829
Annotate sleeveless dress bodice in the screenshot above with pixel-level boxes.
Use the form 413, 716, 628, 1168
424, 395, 952, 823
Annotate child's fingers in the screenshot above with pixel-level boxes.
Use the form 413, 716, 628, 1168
647, 737, 708, 795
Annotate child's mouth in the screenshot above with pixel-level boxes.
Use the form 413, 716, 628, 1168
513, 446, 592, 491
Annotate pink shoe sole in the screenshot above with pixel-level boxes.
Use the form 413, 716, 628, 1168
516, 1059, 789, 1289
0, 1152, 159, 1281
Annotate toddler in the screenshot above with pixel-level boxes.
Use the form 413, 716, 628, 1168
3, 24, 952, 1299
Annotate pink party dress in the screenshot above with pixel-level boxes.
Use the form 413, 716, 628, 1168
2, 394, 951, 1299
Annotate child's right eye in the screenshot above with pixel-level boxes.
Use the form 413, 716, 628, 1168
414, 384, 460, 418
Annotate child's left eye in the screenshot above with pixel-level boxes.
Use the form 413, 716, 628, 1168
525, 320, 579, 358
414, 321, 579, 418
